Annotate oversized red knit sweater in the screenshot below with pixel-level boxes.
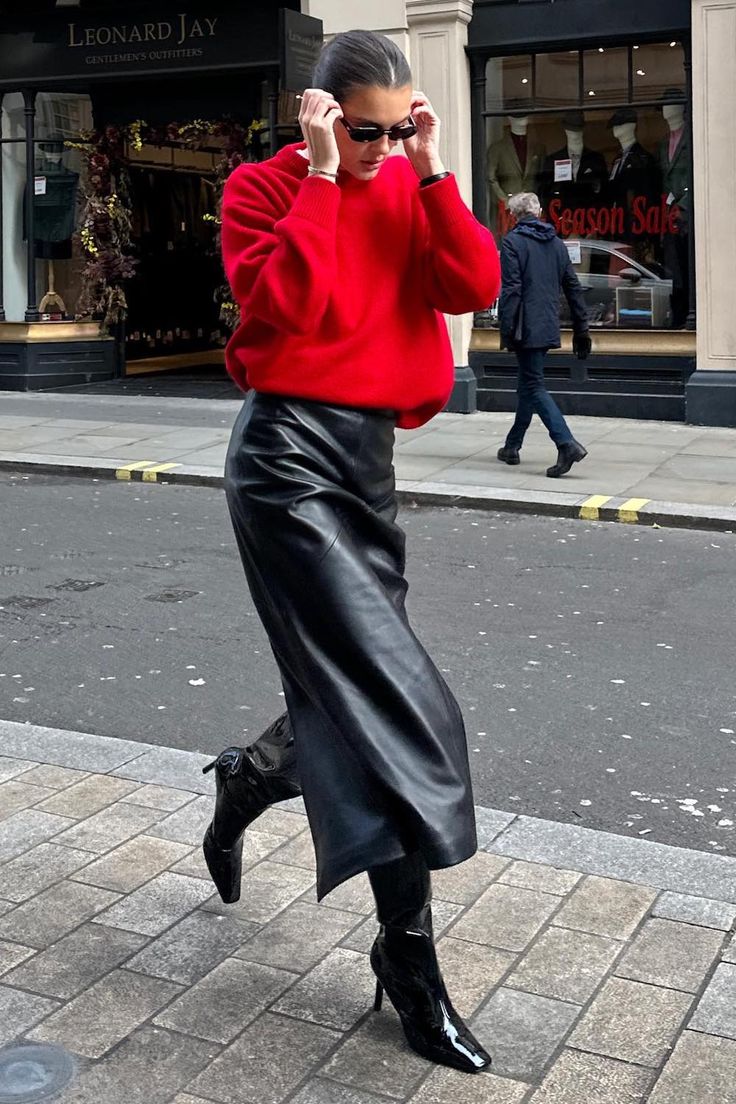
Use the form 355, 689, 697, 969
221, 143, 500, 428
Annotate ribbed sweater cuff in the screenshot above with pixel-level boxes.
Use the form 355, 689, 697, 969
418, 172, 473, 228
290, 175, 341, 229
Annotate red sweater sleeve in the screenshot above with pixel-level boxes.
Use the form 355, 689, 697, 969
221, 166, 340, 336
416, 173, 501, 314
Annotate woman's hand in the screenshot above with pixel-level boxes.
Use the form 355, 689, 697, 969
403, 92, 445, 180
298, 88, 343, 175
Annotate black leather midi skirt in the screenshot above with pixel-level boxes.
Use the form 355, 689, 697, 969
224, 392, 477, 900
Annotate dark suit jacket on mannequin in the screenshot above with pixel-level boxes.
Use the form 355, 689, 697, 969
607, 143, 661, 241
539, 148, 608, 214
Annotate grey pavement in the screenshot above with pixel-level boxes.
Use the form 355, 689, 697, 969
2, 391, 736, 531
2, 721, 736, 1101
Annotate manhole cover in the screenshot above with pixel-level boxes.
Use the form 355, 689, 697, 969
145, 589, 200, 603
0, 1043, 75, 1102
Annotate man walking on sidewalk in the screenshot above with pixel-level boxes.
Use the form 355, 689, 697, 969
497, 192, 591, 477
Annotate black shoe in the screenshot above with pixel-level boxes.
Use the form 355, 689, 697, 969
497, 446, 520, 466
546, 439, 587, 478
202, 715, 301, 903
369, 855, 492, 1075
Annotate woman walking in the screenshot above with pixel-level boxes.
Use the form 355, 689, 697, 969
202, 30, 500, 1073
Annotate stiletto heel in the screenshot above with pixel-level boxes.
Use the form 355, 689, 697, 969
374, 981, 384, 1012
369, 854, 492, 1075
202, 761, 216, 775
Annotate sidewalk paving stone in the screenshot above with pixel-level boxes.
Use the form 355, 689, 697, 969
52, 801, 162, 854
203, 860, 315, 924
321, 1012, 429, 1100
28, 967, 183, 1058
688, 962, 736, 1039
308, 873, 376, 916
154, 957, 295, 1043
614, 918, 724, 993
126, 909, 258, 984
36, 774, 142, 818
0, 880, 119, 948
0, 780, 58, 818
410, 1066, 530, 1103
70, 834, 192, 892
449, 883, 560, 952
270, 827, 317, 870
431, 852, 508, 905
497, 861, 581, 897
187, 1011, 340, 1104
647, 1031, 736, 1103
568, 976, 693, 1066
0, 922, 148, 999
0, 939, 35, 975
0, 808, 75, 862
0, 757, 37, 783
16, 764, 89, 789
119, 782, 197, 811
272, 947, 376, 1032
237, 901, 360, 973
0, 986, 59, 1045
0, 719, 150, 772
111, 745, 215, 794
552, 876, 655, 940
505, 926, 622, 1004
290, 1081, 400, 1104
52, 1025, 215, 1104
435, 938, 517, 1018
147, 794, 217, 845
94, 870, 214, 936
529, 1049, 653, 1103
471, 987, 578, 1082
0, 841, 93, 902
652, 891, 736, 931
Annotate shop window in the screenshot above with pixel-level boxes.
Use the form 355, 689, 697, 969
482, 63, 692, 332
485, 55, 533, 113
535, 52, 580, 108
582, 47, 629, 104
632, 41, 686, 102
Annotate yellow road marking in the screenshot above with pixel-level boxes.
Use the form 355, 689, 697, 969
141, 463, 180, 482
115, 461, 154, 481
618, 497, 650, 523
579, 494, 611, 521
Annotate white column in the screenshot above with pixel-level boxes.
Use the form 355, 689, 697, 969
407, 0, 477, 410
2, 94, 30, 322
302, 0, 410, 52
686, 0, 736, 423
692, 0, 736, 372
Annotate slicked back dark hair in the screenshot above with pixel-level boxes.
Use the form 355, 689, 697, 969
312, 30, 412, 102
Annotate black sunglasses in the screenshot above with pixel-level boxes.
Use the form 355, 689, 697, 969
339, 117, 417, 143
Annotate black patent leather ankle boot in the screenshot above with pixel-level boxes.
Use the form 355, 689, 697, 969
368, 853, 492, 1074
202, 713, 301, 904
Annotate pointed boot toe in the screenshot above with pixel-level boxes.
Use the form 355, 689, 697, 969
202, 824, 243, 904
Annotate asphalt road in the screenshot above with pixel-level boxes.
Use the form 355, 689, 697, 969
1, 471, 734, 857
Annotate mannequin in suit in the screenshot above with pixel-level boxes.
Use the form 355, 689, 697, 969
606, 108, 661, 246
657, 90, 690, 327
539, 112, 607, 215
486, 115, 545, 230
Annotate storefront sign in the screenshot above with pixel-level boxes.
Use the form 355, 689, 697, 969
280, 10, 323, 94
0, 5, 321, 88
497, 196, 681, 239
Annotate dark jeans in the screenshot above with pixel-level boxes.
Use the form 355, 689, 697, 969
505, 347, 573, 450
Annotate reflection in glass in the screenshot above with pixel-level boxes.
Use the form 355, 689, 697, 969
632, 42, 686, 102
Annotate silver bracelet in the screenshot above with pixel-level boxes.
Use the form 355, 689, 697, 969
307, 167, 338, 182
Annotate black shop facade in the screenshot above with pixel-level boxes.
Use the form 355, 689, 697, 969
467, 0, 695, 421
0, 1, 322, 390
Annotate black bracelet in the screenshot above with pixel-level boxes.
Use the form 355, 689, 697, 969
419, 171, 451, 188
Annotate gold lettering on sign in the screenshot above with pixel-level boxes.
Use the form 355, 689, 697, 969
67, 14, 217, 51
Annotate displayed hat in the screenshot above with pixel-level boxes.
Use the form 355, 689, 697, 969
608, 107, 637, 128
562, 111, 585, 130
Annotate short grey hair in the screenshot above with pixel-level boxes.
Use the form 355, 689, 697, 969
509, 192, 542, 219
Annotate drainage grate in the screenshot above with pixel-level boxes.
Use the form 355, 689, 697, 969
0, 1043, 75, 1102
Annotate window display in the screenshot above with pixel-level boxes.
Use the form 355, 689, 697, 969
482, 43, 690, 331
